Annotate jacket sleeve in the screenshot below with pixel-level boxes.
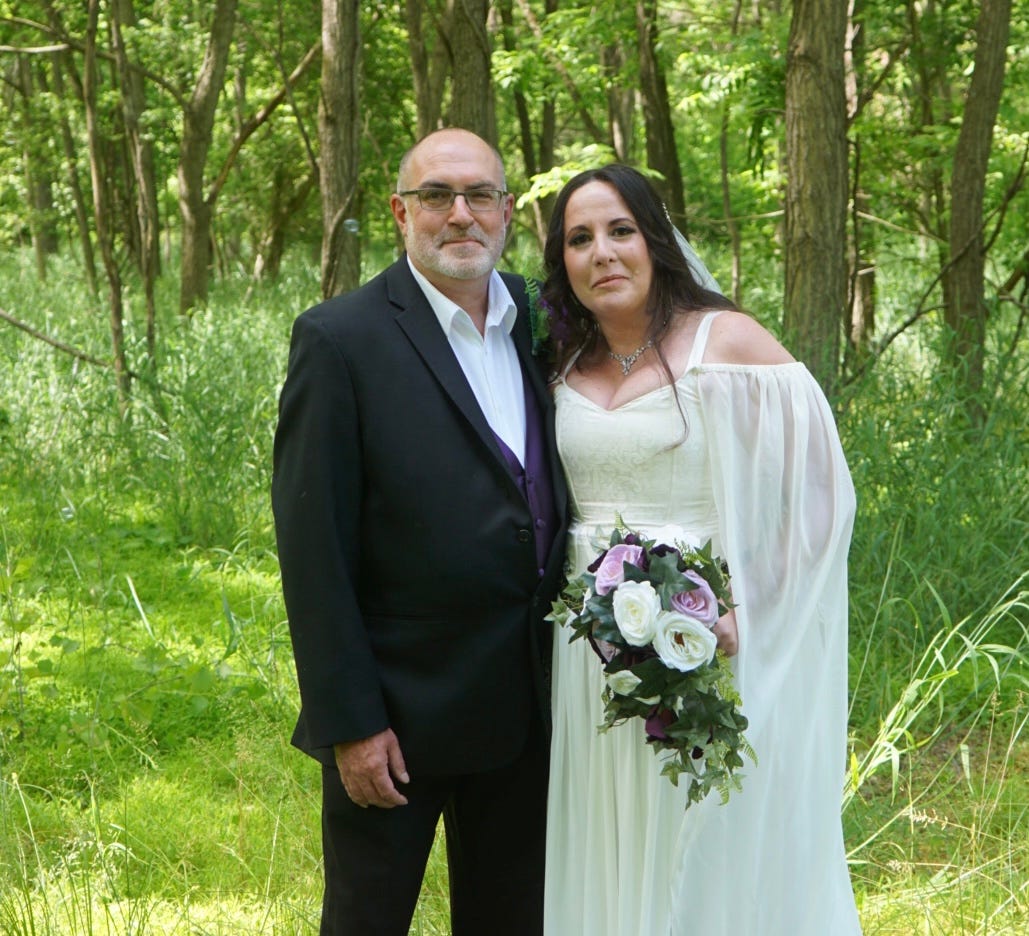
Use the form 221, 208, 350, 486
271, 311, 389, 750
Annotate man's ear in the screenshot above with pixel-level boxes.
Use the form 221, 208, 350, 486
390, 193, 408, 232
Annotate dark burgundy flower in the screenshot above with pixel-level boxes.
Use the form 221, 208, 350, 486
645, 707, 676, 741
649, 542, 681, 561
587, 548, 608, 574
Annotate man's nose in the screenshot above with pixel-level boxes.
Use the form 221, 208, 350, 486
447, 194, 477, 222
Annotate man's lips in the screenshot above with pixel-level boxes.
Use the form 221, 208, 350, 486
440, 232, 485, 247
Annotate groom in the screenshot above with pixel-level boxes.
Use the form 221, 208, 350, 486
271, 128, 567, 935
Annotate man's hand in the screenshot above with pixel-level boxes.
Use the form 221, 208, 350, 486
713, 607, 739, 657
333, 728, 410, 809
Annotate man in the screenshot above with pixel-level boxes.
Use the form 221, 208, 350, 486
271, 128, 567, 935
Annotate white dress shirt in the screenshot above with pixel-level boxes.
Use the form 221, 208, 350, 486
407, 259, 527, 465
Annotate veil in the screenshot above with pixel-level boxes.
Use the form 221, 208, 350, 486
674, 227, 721, 294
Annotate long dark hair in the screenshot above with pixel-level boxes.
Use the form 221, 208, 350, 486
542, 164, 733, 375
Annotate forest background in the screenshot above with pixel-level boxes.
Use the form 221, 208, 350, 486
1, 0, 1028, 933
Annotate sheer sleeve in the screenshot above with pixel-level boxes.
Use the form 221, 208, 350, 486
669, 363, 863, 935
697, 363, 855, 727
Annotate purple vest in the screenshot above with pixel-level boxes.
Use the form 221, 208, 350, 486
491, 371, 559, 577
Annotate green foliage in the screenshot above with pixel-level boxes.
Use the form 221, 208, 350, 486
1, 0, 1029, 924
0, 244, 1027, 930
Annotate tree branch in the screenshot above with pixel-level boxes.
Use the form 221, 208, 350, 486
1, 13, 188, 109
207, 39, 321, 205
514, 0, 608, 146
0, 307, 184, 398
0, 43, 69, 53
0, 306, 120, 372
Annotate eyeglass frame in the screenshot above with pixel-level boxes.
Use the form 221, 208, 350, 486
396, 187, 510, 212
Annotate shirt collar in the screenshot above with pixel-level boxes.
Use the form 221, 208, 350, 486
407, 257, 517, 337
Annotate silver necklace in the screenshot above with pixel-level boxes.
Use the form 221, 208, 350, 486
608, 339, 653, 376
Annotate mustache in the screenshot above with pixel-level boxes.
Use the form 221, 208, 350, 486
437, 224, 487, 245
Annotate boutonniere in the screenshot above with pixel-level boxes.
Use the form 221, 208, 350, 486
525, 277, 551, 359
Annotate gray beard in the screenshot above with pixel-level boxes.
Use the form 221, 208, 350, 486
406, 228, 505, 282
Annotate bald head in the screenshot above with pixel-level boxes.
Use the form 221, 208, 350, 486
396, 128, 506, 193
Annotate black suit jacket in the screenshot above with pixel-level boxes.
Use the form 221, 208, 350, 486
271, 258, 568, 775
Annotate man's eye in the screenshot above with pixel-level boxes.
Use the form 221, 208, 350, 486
466, 192, 495, 208
421, 189, 452, 208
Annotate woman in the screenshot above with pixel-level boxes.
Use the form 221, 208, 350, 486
542, 165, 862, 935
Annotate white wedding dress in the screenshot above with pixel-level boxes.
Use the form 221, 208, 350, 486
544, 312, 863, 935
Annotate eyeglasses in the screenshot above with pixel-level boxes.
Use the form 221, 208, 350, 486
397, 188, 508, 212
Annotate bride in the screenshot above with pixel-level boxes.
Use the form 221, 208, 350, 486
541, 165, 863, 935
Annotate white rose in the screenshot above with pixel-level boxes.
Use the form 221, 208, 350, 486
612, 580, 661, 646
653, 610, 718, 672
606, 670, 643, 696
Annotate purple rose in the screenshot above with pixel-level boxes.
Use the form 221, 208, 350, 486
669, 570, 719, 627
645, 706, 676, 741
593, 543, 645, 595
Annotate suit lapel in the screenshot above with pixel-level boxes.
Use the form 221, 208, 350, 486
387, 261, 510, 471
386, 260, 568, 527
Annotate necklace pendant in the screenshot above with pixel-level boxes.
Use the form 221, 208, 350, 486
608, 339, 653, 376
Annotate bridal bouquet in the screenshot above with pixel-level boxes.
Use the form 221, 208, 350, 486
548, 524, 754, 810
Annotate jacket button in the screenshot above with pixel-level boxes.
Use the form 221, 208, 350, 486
517, 529, 532, 543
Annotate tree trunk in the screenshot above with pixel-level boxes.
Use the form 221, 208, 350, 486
84, 0, 129, 407
945, 0, 1011, 425
844, 0, 875, 361
636, 0, 685, 224
783, 0, 848, 393
498, 0, 556, 244
319, 0, 362, 299
718, 1, 745, 303
48, 42, 99, 298
406, 0, 452, 138
111, 0, 160, 360
178, 0, 239, 314
603, 42, 634, 163
719, 104, 741, 305
254, 170, 316, 282
447, 0, 494, 141
16, 56, 59, 281
907, 0, 953, 309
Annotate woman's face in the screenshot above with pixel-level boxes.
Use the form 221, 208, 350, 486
561, 180, 653, 326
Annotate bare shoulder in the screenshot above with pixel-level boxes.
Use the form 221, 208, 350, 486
703, 310, 795, 366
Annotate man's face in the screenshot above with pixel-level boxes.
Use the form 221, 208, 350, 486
391, 130, 514, 289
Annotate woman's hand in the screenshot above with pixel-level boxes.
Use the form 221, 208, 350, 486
712, 607, 739, 657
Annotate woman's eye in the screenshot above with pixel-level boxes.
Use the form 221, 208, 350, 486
612, 225, 636, 238
567, 232, 590, 247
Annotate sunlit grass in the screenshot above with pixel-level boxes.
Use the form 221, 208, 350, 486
2, 250, 1028, 933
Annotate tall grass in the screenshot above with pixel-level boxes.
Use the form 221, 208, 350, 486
1, 250, 1027, 933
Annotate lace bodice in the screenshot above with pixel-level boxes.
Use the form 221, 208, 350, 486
554, 313, 720, 551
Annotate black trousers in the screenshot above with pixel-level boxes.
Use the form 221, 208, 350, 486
318, 718, 548, 936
